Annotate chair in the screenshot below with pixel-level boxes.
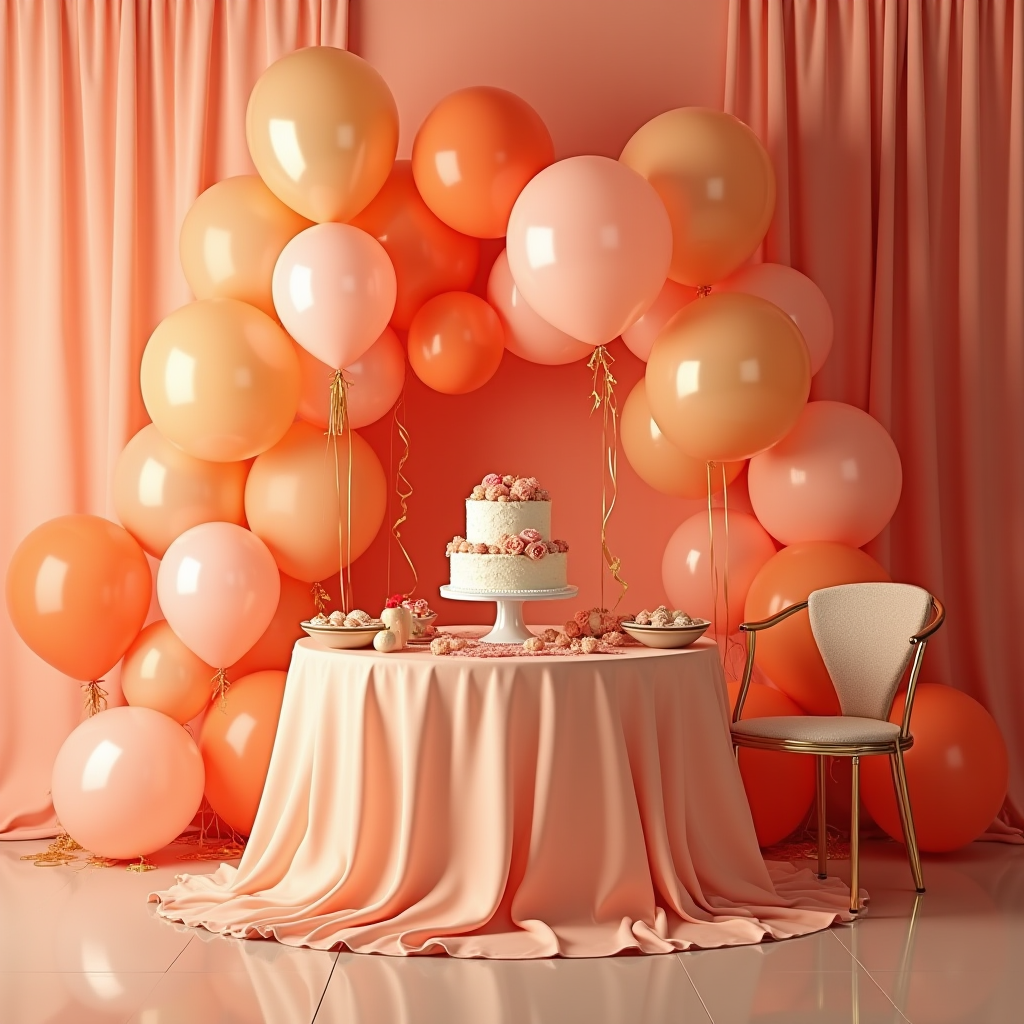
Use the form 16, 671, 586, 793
730, 582, 945, 914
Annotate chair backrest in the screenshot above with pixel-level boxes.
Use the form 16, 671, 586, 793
808, 583, 932, 720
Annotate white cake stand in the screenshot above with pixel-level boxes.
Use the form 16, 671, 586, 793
439, 585, 578, 644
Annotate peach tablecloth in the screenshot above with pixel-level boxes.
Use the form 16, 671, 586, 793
152, 635, 854, 957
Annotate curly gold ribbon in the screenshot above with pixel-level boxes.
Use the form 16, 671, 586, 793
696, 284, 713, 298
327, 370, 354, 611
387, 391, 418, 598
705, 461, 734, 672
212, 667, 230, 713
588, 345, 628, 610
82, 680, 107, 717
310, 580, 331, 616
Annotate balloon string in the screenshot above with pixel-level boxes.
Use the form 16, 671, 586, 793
706, 461, 725, 667
327, 370, 354, 611
310, 580, 331, 616
390, 391, 418, 597
82, 680, 107, 717
212, 668, 230, 713
697, 285, 713, 298
588, 344, 628, 610
722, 461, 732, 676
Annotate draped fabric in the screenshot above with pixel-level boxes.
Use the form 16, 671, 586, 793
725, 0, 1024, 822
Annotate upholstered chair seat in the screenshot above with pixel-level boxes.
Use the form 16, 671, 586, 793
731, 716, 902, 747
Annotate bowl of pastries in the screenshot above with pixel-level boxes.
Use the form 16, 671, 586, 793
620, 606, 711, 649
301, 609, 383, 650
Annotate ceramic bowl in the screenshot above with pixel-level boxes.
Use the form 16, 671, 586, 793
300, 621, 383, 650
620, 620, 710, 650
410, 612, 438, 638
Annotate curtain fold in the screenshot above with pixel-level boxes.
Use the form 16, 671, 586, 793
727, 0, 1024, 822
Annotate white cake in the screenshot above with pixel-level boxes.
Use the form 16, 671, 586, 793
446, 474, 569, 593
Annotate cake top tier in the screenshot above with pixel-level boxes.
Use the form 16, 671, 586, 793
469, 473, 551, 503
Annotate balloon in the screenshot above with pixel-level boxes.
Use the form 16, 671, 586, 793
350, 160, 479, 329
743, 542, 891, 715
295, 328, 406, 431
728, 681, 815, 847
245, 46, 398, 223
140, 298, 299, 463
6, 515, 151, 681
862, 685, 1009, 853
51, 706, 204, 859
620, 107, 775, 286
200, 670, 287, 835
407, 292, 505, 395
179, 175, 311, 317
719, 263, 833, 375
112, 424, 249, 559
121, 620, 215, 725
273, 223, 397, 369
486, 250, 592, 365
505, 155, 672, 345
645, 293, 811, 462
662, 510, 777, 636
157, 522, 280, 669
748, 401, 903, 548
621, 379, 744, 498
412, 86, 554, 238
621, 280, 697, 362
244, 422, 387, 582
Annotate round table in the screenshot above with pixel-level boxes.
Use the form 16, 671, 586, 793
152, 634, 853, 958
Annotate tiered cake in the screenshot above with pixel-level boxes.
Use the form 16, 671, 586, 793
446, 474, 569, 592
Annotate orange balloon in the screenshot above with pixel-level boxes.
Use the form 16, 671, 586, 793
621, 379, 744, 498
199, 670, 286, 835
620, 107, 776, 286
645, 293, 810, 462
743, 542, 891, 715
862, 684, 1009, 853
113, 424, 249, 558
412, 86, 554, 238
407, 292, 505, 395
179, 175, 311, 317
350, 161, 480, 329
121, 620, 214, 725
140, 298, 300, 462
5, 515, 151, 681
246, 47, 398, 223
244, 421, 387, 582
728, 681, 815, 847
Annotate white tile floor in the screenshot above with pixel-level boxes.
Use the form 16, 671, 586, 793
1, 836, 1021, 1023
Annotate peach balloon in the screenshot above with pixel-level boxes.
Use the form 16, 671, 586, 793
295, 329, 406, 431
620, 107, 776, 286
179, 175, 311, 317
621, 379, 744, 498
506, 155, 672, 345
140, 298, 299, 463
412, 86, 555, 238
244, 421, 387, 582
350, 161, 479, 329
113, 424, 248, 559
621, 279, 697, 362
662, 509, 777, 636
719, 263, 834, 375
646, 293, 811, 462
121, 620, 215, 725
6, 515, 151, 681
408, 292, 505, 394
200, 670, 286, 835
157, 522, 280, 669
486, 250, 592, 365
748, 401, 903, 548
245, 47, 398, 223
273, 223, 397, 369
743, 542, 891, 716
51, 706, 204, 859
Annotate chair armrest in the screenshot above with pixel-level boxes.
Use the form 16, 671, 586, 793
739, 600, 809, 633
909, 597, 945, 645
733, 601, 809, 724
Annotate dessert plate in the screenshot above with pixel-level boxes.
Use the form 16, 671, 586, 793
300, 621, 382, 650
620, 620, 710, 649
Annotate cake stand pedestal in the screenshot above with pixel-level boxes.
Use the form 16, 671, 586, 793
439, 585, 578, 644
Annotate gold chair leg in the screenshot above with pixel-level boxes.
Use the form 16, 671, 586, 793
816, 755, 828, 879
893, 746, 925, 893
849, 756, 860, 914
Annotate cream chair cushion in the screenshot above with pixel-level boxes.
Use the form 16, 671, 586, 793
731, 716, 901, 746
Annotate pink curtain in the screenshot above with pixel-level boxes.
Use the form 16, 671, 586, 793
726, 0, 1024, 821
0, 0, 348, 839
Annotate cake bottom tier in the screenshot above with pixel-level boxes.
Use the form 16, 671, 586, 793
449, 552, 568, 592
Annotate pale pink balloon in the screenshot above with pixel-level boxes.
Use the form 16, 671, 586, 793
718, 263, 833, 375
748, 401, 903, 548
486, 249, 593, 365
505, 155, 672, 345
295, 327, 406, 430
272, 223, 397, 368
51, 706, 204, 859
157, 522, 280, 668
621, 279, 697, 361
662, 509, 777, 637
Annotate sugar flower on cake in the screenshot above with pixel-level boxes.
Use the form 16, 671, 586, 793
482, 473, 503, 487
467, 474, 551, 502
485, 483, 510, 501
524, 541, 547, 561
502, 534, 526, 555
519, 528, 542, 544
510, 478, 536, 501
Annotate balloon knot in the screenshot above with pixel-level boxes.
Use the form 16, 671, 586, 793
696, 285, 713, 298
82, 680, 108, 717
212, 668, 230, 714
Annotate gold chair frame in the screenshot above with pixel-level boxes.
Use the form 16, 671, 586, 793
731, 595, 946, 914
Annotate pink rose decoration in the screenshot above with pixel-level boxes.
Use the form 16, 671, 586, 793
497, 495, 509, 502
502, 474, 516, 487
519, 528, 542, 544
554, 539, 569, 553
525, 541, 546, 561
485, 484, 510, 501
510, 479, 536, 501
573, 610, 592, 634
446, 542, 455, 555
563, 619, 582, 638
503, 534, 526, 555
458, 541, 472, 553
471, 485, 486, 500
487, 544, 501, 554
545, 541, 558, 554
482, 473, 503, 487
472, 543, 489, 554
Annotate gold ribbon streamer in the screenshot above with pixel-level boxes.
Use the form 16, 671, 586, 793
588, 345, 628, 610
721, 460, 732, 673
212, 667, 230, 713
387, 391, 418, 598
327, 370, 354, 611
705, 461, 734, 672
696, 284, 713, 298
82, 680, 107, 717
310, 580, 331, 616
